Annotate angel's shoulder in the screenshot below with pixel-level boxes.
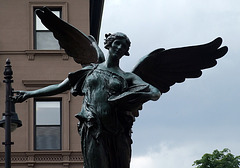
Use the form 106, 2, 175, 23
124, 71, 134, 77
124, 72, 141, 81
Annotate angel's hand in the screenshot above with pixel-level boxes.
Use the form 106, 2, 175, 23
12, 91, 31, 103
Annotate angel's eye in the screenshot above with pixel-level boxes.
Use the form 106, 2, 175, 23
114, 41, 120, 45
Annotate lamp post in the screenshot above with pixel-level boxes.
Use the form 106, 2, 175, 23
0, 59, 22, 168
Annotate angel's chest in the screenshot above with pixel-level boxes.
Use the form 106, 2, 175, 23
83, 69, 128, 94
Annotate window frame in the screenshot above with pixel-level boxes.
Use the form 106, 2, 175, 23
29, 2, 68, 50
34, 99, 62, 151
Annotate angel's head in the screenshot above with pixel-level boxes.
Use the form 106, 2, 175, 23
104, 32, 131, 56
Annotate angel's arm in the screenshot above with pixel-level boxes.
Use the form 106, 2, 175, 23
126, 72, 161, 101
14, 78, 71, 103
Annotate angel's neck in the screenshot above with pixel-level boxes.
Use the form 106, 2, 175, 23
105, 56, 120, 68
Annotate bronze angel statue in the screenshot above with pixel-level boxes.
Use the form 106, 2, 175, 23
14, 7, 228, 168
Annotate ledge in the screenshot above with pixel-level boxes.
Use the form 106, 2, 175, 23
0, 50, 69, 61
0, 151, 83, 166
25, 50, 69, 61
22, 80, 63, 88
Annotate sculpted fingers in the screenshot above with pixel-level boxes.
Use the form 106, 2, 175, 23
12, 91, 28, 103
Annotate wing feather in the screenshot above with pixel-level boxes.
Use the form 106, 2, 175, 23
36, 7, 105, 65
132, 38, 228, 93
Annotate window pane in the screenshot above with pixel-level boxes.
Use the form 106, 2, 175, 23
36, 32, 60, 50
34, 8, 61, 50
36, 126, 61, 150
36, 11, 60, 30
36, 101, 60, 125
36, 16, 47, 31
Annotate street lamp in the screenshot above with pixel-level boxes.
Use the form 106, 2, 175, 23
0, 59, 22, 168
0, 101, 22, 132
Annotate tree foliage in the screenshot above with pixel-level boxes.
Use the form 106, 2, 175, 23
193, 148, 240, 168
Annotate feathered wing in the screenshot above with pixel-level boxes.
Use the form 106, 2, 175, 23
35, 7, 105, 65
132, 37, 228, 94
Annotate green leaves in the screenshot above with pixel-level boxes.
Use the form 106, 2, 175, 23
193, 148, 240, 168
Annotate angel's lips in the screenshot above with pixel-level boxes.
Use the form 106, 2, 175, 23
113, 50, 122, 55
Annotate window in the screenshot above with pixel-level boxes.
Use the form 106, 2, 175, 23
34, 100, 62, 150
34, 8, 61, 50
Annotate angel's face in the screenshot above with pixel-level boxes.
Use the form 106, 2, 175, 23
109, 39, 129, 59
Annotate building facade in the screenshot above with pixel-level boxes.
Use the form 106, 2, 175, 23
0, 1, 104, 167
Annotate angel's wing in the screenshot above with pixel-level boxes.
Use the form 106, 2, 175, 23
132, 37, 228, 94
36, 7, 105, 65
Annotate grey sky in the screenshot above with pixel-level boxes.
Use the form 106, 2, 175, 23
99, 0, 240, 167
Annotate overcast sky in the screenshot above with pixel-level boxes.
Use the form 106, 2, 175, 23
99, 0, 240, 167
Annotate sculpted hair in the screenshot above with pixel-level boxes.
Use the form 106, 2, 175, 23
104, 32, 131, 56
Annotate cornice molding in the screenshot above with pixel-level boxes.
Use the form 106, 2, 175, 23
0, 50, 69, 61
0, 151, 83, 167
